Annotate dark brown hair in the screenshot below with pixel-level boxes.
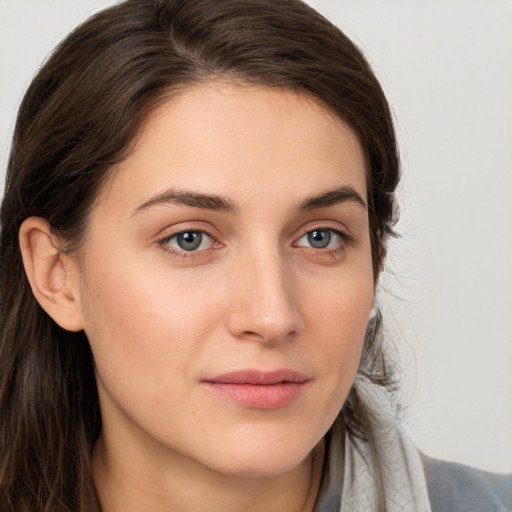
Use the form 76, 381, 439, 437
0, 0, 400, 510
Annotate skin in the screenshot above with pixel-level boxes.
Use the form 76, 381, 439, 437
21, 83, 374, 512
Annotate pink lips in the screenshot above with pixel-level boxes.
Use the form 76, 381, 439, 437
202, 369, 309, 409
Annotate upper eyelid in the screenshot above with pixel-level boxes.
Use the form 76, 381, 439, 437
293, 223, 352, 241
160, 227, 213, 239
294, 227, 350, 244
158, 225, 348, 238
154, 221, 351, 245
156, 223, 219, 241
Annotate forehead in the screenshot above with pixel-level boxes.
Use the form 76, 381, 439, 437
97, 82, 367, 212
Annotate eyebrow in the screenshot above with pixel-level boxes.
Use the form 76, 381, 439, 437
133, 185, 366, 216
133, 188, 240, 216
297, 186, 367, 212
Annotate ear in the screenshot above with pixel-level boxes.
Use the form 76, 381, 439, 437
19, 217, 85, 332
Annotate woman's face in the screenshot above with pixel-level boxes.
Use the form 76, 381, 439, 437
76, 83, 374, 477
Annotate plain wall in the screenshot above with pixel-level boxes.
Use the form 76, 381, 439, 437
1, 0, 511, 472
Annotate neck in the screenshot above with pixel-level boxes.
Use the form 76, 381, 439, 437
92, 433, 325, 512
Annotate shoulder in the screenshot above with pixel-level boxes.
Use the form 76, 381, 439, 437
421, 452, 512, 512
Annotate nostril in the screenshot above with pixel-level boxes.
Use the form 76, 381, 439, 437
239, 327, 297, 344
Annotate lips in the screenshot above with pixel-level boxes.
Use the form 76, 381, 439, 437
201, 369, 309, 409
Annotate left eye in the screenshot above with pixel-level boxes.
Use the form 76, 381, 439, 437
164, 231, 213, 252
296, 229, 344, 249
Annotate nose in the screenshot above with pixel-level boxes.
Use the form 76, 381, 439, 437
225, 246, 304, 344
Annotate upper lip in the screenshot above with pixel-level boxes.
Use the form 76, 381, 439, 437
203, 369, 309, 385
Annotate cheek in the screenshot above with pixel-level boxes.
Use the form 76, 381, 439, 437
303, 257, 374, 334
79, 259, 218, 402
288, 268, 373, 441
309, 267, 373, 369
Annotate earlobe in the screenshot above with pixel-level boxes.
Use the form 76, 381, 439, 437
19, 217, 85, 332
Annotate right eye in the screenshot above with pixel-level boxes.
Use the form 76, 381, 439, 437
160, 230, 214, 254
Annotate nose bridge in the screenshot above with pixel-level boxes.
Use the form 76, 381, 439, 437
226, 238, 302, 343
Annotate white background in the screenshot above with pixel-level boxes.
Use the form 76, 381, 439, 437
1, 1, 511, 472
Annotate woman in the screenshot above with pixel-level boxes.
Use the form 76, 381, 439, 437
0, 1, 510, 511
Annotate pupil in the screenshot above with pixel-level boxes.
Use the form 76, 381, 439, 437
308, 230, 330, 249
177, 232, 202, 251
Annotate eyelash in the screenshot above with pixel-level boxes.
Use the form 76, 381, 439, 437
157, 229, 217, 258
293, 227, 352, 253
156, 226, 352, 258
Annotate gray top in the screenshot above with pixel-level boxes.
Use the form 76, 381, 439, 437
314, 431, 512, 512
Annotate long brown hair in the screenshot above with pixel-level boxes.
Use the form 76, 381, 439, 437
0, 1, 400, 510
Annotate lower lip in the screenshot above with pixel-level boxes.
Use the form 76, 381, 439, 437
203, 382, 307, 409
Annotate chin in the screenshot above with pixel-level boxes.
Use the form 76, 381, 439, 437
214, 453, 309, 479
186, 404, 338, 479
199, 431, 319, 478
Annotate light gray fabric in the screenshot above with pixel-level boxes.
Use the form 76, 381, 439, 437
314, 380, 432, 512
313, 381, 512, 511
314, 422, 432, 512
314, 428, 512, 512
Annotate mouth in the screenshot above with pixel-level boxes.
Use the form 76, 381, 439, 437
201, 369, 310, 409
